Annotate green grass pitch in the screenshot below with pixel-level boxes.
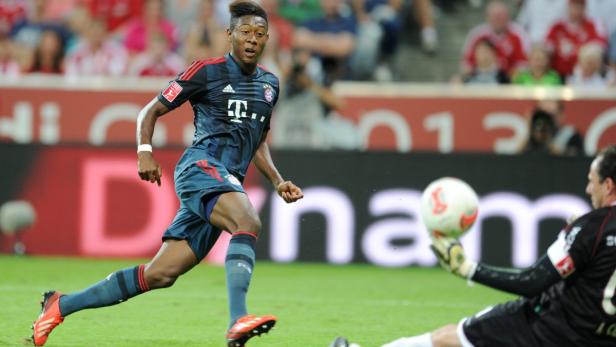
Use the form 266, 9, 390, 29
0, 255, 513, 347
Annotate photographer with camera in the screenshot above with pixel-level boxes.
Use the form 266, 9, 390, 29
272, 49, 353, 149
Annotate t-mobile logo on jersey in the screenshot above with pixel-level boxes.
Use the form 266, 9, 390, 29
228, 99, 266, 124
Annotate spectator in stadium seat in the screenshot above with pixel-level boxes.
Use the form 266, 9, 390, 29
10, 0, 70, 50
516, 0, 567, 44
28, 29, 64, 74
461, 0, 529, 78
85, 0, 144, 33
129, 32, 184, 76
273, 48, 354, 149
459, 39, 509, 85
64, 3, 92, 54
0, 33, 20, 78
0, 0, 27, 34
545, 0, 607, 78
537, 100, 584, 156
512, 44, 562, 86
567, 42, 609, 88
350, 0, 403, 81
293, 0, 357, 83
65, 19, 128, 77
519, 100, 584, 156
123, 0, 178, 55
183, 0, 228, 62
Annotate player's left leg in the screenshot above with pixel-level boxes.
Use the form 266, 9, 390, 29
330, 324, 460, 347
208, 191, 276, 346
381, 324, 460, 347
30, 239, 198, 346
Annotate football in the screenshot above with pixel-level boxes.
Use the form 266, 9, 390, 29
420, 177, 479, 238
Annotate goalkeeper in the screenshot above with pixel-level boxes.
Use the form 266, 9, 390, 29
332, 144, 616, 347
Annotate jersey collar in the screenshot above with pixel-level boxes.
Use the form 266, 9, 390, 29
227, 53, 259, 77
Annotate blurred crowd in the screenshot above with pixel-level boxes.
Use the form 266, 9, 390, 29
1, 0, 614, 88
0, 0, 441, 84
458, 0, 616, 88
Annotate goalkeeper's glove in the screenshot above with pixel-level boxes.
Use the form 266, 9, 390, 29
430, 236, 477, 279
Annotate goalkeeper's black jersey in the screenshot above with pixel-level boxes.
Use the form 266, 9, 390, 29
535, 204, 616, 346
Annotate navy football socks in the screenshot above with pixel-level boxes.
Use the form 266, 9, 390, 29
59, 265, 150, 317
225, 232, 257, 326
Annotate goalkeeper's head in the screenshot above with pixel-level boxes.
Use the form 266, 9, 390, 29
586, 145, 616, 209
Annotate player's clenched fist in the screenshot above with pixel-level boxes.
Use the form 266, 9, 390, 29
137, 152, 162, 186
276, 181, 304, 203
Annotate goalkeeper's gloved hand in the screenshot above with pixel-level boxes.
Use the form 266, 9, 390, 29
430, 236, 477, 279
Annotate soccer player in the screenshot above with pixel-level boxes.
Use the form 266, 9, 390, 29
30, 1, 303, 346
332, 144, 616, 347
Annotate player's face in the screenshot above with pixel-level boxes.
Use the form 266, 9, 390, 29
228, 16, 269, 68
586, 156, 610, 209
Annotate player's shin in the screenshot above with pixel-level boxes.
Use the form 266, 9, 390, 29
381, 333, 433, 347
225, 232, 257, 326
59, 265, 150, 316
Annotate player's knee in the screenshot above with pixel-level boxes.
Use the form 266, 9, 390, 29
232, 214, 261, 235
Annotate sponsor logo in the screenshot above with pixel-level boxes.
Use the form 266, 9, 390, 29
555, 255, 576, 277
196, 160, 223, 182
226, 174, 242, 187
223, 84, 235, 93
237, 262, 252, 274
162, 82, 182, 102
228, 99, 264, 123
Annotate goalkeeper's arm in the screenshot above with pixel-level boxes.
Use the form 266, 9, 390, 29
432, 238, 562, 297
471, 255, 561, 297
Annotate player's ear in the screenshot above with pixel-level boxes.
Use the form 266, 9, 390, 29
606, 177, 616, 195
226, 28, 232, 43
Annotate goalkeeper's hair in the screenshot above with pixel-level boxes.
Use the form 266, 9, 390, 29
229, 1, 268, 30
597, 145, 616, 184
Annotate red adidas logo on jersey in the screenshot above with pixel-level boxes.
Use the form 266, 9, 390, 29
162, 82, 182, 102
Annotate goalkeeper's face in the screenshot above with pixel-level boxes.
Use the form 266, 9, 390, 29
586, 156, 614, 209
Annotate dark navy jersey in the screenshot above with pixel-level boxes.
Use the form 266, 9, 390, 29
157, 53, 280, 180
540, 204, 616, 346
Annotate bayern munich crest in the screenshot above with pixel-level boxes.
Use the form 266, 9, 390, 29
263, 84, 273, 103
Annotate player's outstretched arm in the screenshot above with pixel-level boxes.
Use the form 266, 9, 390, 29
136, 98, 170, 186
252, 133, 303, 203
431, 237, 562, 297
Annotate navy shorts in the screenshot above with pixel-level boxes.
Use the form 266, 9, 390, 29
163, 157, 245, 261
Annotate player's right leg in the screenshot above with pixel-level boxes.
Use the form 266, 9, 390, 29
30, 239, 198, 346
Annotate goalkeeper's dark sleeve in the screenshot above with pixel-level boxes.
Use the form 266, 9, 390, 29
470, 255, 561, 297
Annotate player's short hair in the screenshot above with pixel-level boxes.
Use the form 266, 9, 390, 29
597, 145, 616, 184
229, 0, 268, 30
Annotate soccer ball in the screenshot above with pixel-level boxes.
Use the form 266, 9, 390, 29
420, 177, 479, 239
